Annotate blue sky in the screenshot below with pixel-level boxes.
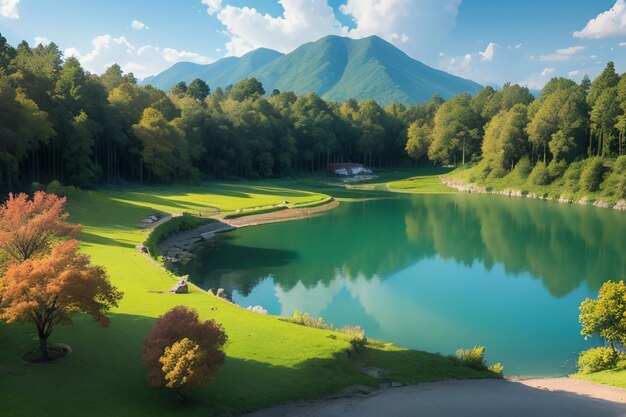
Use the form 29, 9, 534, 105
1, 0, 625, 88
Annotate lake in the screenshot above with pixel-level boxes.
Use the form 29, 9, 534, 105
180, 193, 626, 376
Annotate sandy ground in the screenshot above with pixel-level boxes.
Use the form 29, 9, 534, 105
223, 200, 339, 228
244, 379, 626, 417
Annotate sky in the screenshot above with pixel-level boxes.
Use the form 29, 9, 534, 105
1, 0, 626, 89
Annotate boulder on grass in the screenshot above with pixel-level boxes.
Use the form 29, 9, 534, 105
169, 279, 189, 294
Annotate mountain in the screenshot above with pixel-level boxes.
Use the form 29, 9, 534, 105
143, 48, 283, 91
144, 35, 482, 104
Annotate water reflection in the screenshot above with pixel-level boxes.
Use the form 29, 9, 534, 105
180, 194, 626, 375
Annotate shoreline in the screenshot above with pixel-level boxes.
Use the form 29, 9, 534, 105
153, 198, 340, 265
441, 178, 626, 211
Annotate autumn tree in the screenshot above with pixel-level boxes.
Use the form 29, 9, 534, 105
0, 192, 81, 262
0, 239, 123, 359
579, 280, 626, 352
159, 337, 213, 399
142, 306, 227, 397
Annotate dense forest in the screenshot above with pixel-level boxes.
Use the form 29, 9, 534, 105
0, 33, 625, 198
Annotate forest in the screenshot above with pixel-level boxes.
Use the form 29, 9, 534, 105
0, 33, 625, 197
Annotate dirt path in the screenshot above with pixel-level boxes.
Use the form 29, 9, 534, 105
222, 200, 339, 228
244, 379, 626, 417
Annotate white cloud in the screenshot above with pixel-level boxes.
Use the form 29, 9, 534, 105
0, 0, 19, 19
34, 36, 50, 46
515, 43, 523, 49
479, 42, 496, 61
620, 42, 626, 46
67, 34, 213, 79
202, 0, 223, 15
444, 53, 472, 77
216, 0, 347, 56
573, 0, 626, 39
540, 46, 585, 62
442, 41, 496, 81
568, 70, 580, 78
131, 20, 149, 30
340, 0, 462, 57
520, 70, 556, 90
214, 0, 462, 58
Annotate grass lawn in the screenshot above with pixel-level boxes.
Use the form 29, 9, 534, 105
571, 359, 626, 389
0, 171, 493, 417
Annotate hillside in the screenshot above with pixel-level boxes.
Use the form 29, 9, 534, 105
144, 35, 482, 104
144, 48, 283, 91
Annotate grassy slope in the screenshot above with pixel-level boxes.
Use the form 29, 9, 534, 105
444, 163, 618, 204
571, 358, 626, 388
0, 174, 491, 417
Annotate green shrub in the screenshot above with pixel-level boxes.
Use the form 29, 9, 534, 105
601, 156, 626, 199
579, 157, 605, 192
488, 362, 504, 375
509, 157, 533, 181
145, 214, 212, 256
528, 162, 551, 185
563, 160, 585, 191
548, 159, 568, 179
283, 311, 331, 330
577, 347, 618, 374
455, 346, 486, 370
223, 205, 287, 220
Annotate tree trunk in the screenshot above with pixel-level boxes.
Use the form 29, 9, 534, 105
38, 331, 49, 359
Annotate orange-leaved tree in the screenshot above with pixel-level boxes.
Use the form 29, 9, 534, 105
0, 191, 81, 262
142, 306, 227, 398
0, 240, 123, 359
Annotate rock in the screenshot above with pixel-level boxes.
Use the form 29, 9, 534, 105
361, 367, 389, 379
201, 232, 215, 241
150, 215, 158, 221
246, 305, 268, 315
142, 218, 154, 224
593, 200, 611, 208
577, 197, 590, 206
614, 199, 626, 211
558, 197, 573, 204
169, 279, 188, 294
216, 288, 225, 298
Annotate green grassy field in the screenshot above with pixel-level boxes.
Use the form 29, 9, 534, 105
0, 172, 493, 417
571, 358, 626, 388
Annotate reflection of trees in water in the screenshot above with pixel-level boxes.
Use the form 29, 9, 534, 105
183, 195, 626, 298
406, 195, 626, 297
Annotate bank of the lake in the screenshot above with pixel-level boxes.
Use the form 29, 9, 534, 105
0, 174, 495, 417
443, 163, 626, 211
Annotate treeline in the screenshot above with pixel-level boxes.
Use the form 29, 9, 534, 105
407, 62, 626, 198
0, 34, 414, 193
1, 32, 625, 195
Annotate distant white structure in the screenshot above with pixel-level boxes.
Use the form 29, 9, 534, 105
328, 163, 373, 177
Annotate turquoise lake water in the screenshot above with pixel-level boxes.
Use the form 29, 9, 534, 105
180, 193, 626, 376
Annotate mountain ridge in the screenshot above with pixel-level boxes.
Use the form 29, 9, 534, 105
144, 35, 482, 104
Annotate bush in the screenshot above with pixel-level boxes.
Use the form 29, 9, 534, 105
488, 362, 505, 375
563, 160, 585, 191
577, 347, 618, 374
284, 311, 331, 330
223, 205, 287, 220
142, 306, 227, 398
509, 157, 533, 181
548, 159, 567, 179
601, 156, 626, 199
145, 214, 212, 256
528, 162, 551, 185
455, 346, 486, 370
579, 157, 605, 192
